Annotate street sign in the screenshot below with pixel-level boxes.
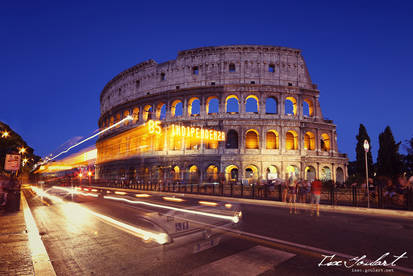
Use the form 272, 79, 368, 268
4, 154, 21, 171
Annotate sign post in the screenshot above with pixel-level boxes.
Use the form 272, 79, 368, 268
4, 154, 21, 172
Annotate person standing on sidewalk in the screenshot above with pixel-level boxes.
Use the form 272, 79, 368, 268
311, 179, 322, 216
288, 176, 298, 214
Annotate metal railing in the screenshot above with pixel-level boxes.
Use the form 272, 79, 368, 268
43, 177, 413, 211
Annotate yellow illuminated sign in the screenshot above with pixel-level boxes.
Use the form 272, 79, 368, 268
147, 120, 225, 141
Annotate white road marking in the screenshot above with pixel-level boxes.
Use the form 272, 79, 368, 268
22, 192, 57, 276
187, 245, 295, 275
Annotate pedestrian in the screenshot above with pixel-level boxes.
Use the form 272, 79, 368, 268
287, 176, 297, 214
297, 179, 307, 204
311, 178, 322, 216
282, 179, 288, 203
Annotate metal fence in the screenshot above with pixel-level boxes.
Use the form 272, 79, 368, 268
45, 176, 412, 211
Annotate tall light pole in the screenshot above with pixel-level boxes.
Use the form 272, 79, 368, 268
363, 140, 370, 208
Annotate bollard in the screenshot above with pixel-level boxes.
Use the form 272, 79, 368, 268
230, 182, 233, 197
240, 183, 244, 198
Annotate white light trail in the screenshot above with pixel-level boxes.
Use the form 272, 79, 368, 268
104, 195, 240, 223
33, 186, 169, 245
38, 115, 133, 165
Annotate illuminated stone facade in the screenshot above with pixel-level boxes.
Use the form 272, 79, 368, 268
97, 45, 348, 183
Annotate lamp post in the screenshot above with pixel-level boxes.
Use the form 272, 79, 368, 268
363, 139, 370, 208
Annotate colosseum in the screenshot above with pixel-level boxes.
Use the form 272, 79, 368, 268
96, 45, 348, 185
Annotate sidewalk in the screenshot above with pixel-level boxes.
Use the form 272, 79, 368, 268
0, 191, 56, 276
0, 193, 34, 276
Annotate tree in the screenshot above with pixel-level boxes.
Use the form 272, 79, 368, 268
401, 137, 413, 176
355, 124, 374, 177
376, 126, 402, 178
0, 121, 41, 175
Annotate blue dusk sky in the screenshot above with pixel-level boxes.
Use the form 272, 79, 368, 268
1, 0, 412, 161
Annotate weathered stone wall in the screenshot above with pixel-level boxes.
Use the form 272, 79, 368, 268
100, 45, 314, 114
97, 45, 348, 183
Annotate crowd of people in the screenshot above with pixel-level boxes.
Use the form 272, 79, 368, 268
370, 175, 413, 206
269, 177, 323, 216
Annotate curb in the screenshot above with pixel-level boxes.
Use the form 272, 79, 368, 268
21, 192, 56, 276
85, 185, 413, 220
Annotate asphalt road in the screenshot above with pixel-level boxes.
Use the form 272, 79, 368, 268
24, 187, 413, 275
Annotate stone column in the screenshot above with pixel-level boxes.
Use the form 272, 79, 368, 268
279, 94, 285, 116
183, 97, 188, 118
200, 96, 206, 119
240, 94, 246, 114
259, 93, 265, 115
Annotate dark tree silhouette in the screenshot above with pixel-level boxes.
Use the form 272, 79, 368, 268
376, 126, 402, 178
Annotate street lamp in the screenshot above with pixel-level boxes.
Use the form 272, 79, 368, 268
363, 139, 370, 208
2, 131, 9, 138
18, 147, 26, 154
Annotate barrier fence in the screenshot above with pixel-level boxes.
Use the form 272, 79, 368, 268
42, 177, 413, 211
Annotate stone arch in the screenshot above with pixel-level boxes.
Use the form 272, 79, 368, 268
304, 131, 316, 150
321, 166, 332, 181
156, 102, 166, 120
206, 96, 219, 114
266, 165, 279, 180
172, 165, 180, 180
226, 129, 238, 149
321, 133, 331, 151
225, 165, 239, 181
303, 98, 314, 117
245, 94, 259, 113
245, 129, 259, 149
286, 130, 298, 150
245, 164, 259, 179
336, 167, 344, 183
143, 104, 153, 121
206, 164, 219, 182
285, 96, 297, 115
132, 107, 139, 123
265, 97, 278, 114
286, 165, 299, 179
188, 97, 200, 116
266, 130, 279, 149
123, 110, 130, 125
171, 99, 183, 117
188, 165, 200, 183
305, 166, 316, 181
225, 94, 239, 113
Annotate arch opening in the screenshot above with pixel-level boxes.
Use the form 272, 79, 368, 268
266, 130, 279, 149
285, 97, 297, 115
206, 96, 219, 114
265, 97, 277, 114
225, 95, 239, 113
321, 133, 331, 151
304, 131, 315, 150
245, 129, 259, 149
226, 130, 238, 149
188, 97, 200, 116
246, 95, 259, 113
286, 130, 298, 150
